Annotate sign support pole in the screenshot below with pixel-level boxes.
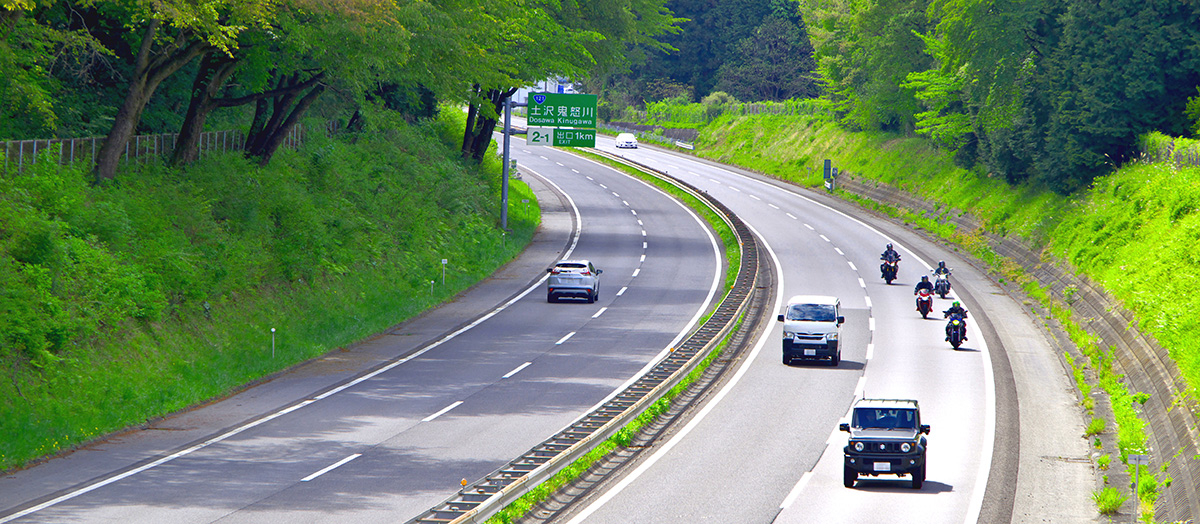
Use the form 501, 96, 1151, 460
502, 96, 512, 231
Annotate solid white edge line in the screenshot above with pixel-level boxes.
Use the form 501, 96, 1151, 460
502, 362, 532, 379
422, 401, 464, 422
617, 287, 627, 296
662, 157, 997, 520
564, 221, 785, 524
592, 307, 608, 319
556, 332, 576, 345
301, 454, 362, 482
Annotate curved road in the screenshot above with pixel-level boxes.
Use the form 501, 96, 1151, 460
544, 134, 1094, 524
0, 140, 722, 523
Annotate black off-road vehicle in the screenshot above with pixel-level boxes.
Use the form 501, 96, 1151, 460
840, 398, 930, 489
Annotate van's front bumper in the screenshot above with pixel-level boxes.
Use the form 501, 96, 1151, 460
783, 340, 838, 360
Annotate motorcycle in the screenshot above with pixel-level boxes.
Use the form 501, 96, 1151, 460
880, 254, 900, 284
933, 271, 952, 299
945, 313, 967, 349
916, 288, 933, 319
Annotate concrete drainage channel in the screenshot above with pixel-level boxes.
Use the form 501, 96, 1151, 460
405, 152, 767, 524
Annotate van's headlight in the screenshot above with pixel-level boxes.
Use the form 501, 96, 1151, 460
783, 331, 796, 339
826, 332, 838, 341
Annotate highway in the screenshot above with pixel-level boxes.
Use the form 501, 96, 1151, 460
0, 137, 722, 523
552, 134, 1004, 524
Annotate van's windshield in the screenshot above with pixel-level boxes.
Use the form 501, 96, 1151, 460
786, 304, 837, 322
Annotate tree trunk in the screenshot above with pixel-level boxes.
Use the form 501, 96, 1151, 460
461, 87, 517, 162
172, 53, 239, 166
250, 83, 326, 166
94, 20, 209, 183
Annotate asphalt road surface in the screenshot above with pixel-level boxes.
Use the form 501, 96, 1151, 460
0, 138, 722, 523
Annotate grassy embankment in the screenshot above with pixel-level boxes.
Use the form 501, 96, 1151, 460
677, 111, 1199, 521
0, 109, 538, 472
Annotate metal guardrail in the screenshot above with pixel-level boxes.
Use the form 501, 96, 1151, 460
406, 150, 761, 524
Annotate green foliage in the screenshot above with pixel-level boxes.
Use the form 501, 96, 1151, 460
715, 14, 817, 102
1092, 486, 1127, 514
1097, 454, 1111, 470
1188, 87, 1200, 136
1084, 417, 1106, 437
0, 110, 538, 470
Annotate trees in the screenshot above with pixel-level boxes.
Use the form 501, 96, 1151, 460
715, 14, 817, 102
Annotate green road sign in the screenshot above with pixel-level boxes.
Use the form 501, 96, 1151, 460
527, 93, 597, 127
526, 127, 595, 148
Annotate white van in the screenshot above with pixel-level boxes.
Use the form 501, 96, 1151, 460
777, 295, 844, 366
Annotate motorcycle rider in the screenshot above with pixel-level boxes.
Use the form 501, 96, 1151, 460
933, 261, 951, 277
880, 243, 901, 278
914, 276, 933, 311
943, 301, 968, 341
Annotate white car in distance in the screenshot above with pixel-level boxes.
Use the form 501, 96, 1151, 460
615, 133, 638, 149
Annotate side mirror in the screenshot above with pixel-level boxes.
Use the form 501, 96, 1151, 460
546, 268, 553, 273
839, 423, 850, 432
837, 316, 845, 324
777, 314, 785, 322
596, 269, 603, 274
920, 424, 931, 434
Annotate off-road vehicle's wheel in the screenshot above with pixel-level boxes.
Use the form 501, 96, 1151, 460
911, 463, 925, 489
843, 466, 856, 488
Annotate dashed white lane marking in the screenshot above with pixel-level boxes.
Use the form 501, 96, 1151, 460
637, 220, 643, 226
600, 184, 608, 189
786, 213, 797, 220
768, 204, 780, 210
864, 296, 872, 309
592, 308, 608, 319
780, 470, 816, 509
804, 223, 814, 230
555, 332, 576, 345
502, 362, 532, 378
643, 242, 647, 249
749, 195, 761, 201
848, 261, 857, 271
858, 278, 866, 288
422, 401, 463, 422
632, 268, 641, 277
586, 176, 593, 180
571, 169, 579, 173
523, 149, 531, 153
623, 201, 630, 206
301, 454, 362, 482
556, 162, 564, 166
869, 317, 876, 332
730, 186, 742, 192
631, 210, 637, 216
689, 171, 701, 176
709, 179, 721, 184
819, 235, 830, 242
612, 192, 620, 197
641, 230, 647, 237
835, 248, 844, 256
617, 287, 628, 296
640, 254, 646, 262
539, 156, 548, 160
865, 343, 875, 361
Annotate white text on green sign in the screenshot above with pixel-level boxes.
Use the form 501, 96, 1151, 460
526, 127, 595, 148
527, 93, 597, 127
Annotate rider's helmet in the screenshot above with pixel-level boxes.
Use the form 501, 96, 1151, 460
886, 243, 893, 250
953, 301, 961, 307
938, 261, 946, 268
921, 275, 929, 282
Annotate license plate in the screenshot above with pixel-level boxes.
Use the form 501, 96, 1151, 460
873, 462, 891, 472
804, 349, 816, 356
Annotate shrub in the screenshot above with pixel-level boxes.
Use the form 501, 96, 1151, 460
1092, 487, 1128, 514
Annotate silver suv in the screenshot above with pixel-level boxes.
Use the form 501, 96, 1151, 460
547, 260, 602, 303
840, 398, 930, 489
